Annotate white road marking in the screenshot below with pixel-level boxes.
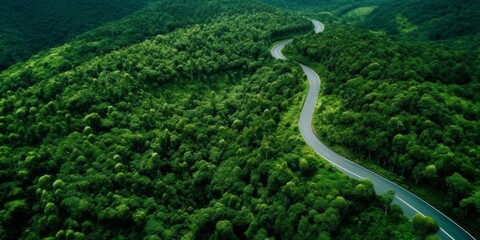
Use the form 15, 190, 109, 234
270, 19, 473, 240
395, 196, 454, 240
441, 229, 455, 240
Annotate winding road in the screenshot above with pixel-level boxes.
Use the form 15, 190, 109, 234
271, 20, 475, 240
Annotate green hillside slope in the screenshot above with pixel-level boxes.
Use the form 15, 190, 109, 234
360, 0, 480, 40
0, 0, 154, 71
0, 1, 423, 239
0, 0, 272, 93
286, 25, 480, 237
263, 0, 480, 43
261, 0, 378, 14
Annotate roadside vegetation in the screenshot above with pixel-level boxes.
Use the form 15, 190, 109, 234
286, 25, 479, 236
2, 0, 477, 239
0, 1, 424, 238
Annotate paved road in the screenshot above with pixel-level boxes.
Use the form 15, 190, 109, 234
311, 19, 324, 34
271, 39, 292, 60
271, 19, 475, 240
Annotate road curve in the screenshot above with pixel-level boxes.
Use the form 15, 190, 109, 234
271, 19, 475, 240
271, 39, 292, 60
311, 19, 324, 34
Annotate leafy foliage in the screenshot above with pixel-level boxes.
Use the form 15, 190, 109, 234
287, 25, 480, 235
0, 0, 276, 93
0, 2, 420, 239
0, 0, 154, 70
263, 0, 480, 46
412, 214, 440, 239
261, 0, 379, 14
360, 0, 480, 40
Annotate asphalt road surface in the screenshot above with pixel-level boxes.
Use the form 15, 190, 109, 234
271, 19, 475, 240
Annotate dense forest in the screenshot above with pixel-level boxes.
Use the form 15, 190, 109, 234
359, 0, 480, 40
265, 0, 480, 43
261, 0, 378, 14
0, 0, 274, 93
286, 25, 480, 235
0, 0, 154, 71
0, 0, 432, 239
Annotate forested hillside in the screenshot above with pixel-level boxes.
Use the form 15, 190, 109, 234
360, 0, 480, 40
0, 0, 272, 93
261, 0, 378, 14
0, 0, 154, 71
286, 25, 480, 236
263, 0, 480, 42
0, 1, 426, 239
